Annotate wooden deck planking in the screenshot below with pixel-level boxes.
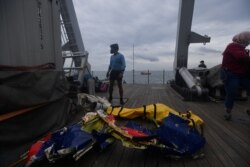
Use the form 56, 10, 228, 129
33, 84, 249, 167
177, 102, 249, 166
102, 142, 123, 167
130, 149, 146, 167
118, 147, 134, 167
189, 100, 250, 165
118, 84, 250, 167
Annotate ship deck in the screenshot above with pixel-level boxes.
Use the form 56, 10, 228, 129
34, 84, 250, 167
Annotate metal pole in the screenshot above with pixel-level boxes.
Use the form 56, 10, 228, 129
163, 69, 165, 84
147, 69, 149, 84
133, 44, 135, 84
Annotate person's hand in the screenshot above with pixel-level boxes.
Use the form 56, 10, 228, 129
106, 72, 110, 78
246, 49, 249, 55
118, 72, 123, 78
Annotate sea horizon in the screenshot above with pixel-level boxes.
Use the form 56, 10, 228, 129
91, 70, 175, 84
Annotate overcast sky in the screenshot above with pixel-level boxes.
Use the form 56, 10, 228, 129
72, 0, 250, 71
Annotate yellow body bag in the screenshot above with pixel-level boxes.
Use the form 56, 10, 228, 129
106, 103, 204, 127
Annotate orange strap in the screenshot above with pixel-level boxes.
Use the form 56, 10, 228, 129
8, 152, 28, 167
0, 103, 47, 122
0, 63, 55, 71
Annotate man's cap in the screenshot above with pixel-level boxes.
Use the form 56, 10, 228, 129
110, 43, 119, 50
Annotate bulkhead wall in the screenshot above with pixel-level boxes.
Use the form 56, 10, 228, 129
0, 0, 62, 70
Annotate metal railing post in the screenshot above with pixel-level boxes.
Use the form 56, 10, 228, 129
133, 69, 135, 84
163, 70, 165, 84
147, 69, 149, 84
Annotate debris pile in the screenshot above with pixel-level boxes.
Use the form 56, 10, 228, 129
23, 93, 206, 166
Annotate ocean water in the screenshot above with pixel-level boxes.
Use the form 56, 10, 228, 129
92, 70, 175, 84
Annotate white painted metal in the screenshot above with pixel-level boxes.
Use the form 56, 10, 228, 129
60, 0, 86, 67
62, 50, 89, 86
179, 67, 202, 95
60, 0, 90, 86
179, 67, 196, 88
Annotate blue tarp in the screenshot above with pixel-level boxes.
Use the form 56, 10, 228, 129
156, 113, 205, 156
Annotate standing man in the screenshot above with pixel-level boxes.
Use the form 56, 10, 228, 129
198, 60, 207, 68
106, 43, 126, 105
220, 31, 250, 121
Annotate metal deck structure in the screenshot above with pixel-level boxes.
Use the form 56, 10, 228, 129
1, 1, 249, 166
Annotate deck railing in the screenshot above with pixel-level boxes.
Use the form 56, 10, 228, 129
91, 70, 175, 85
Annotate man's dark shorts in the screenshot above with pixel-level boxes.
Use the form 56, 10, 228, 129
110, 70, 123, 83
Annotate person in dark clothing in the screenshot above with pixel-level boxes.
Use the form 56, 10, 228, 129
106, 43, 126, 105
198, 60, 207, 68
220, 31, 250, 121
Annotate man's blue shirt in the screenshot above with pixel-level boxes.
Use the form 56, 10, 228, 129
109, 52, 126, 71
